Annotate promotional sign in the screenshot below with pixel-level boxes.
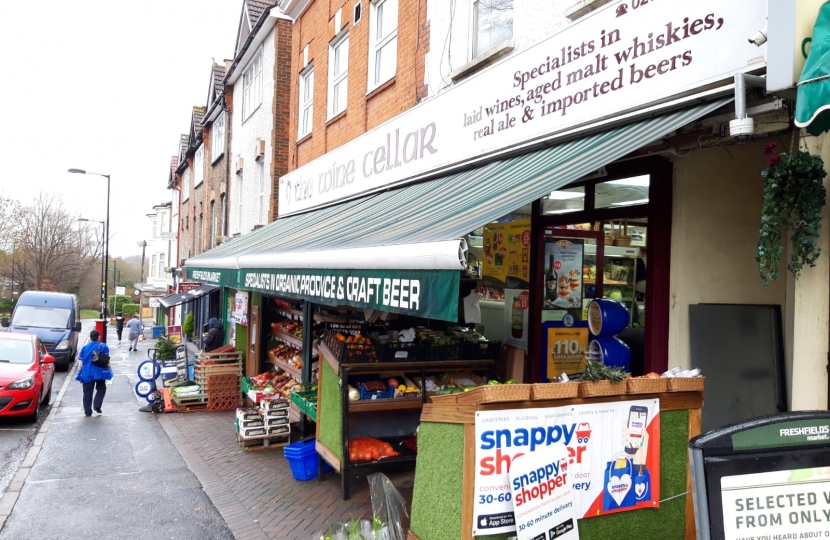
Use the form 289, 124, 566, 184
175, 345, 188, 384
509, 445, 580, 540
115, 286, 126, 295
239, 268, 460, 322
546, 326, 591, 377
505, 290, 530, 351
167, 325, 182, 345
234, 292, 249, 326
544, 239, 585, 311
279, 0, 766, 216
178, 281, 204, 292
721, 467, 830, 539
148, 297, 160, 308
158, 358, 178, 388
483, 220, 532, 288
473, 399, 660, 536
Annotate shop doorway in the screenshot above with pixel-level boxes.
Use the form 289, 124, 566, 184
529, 157, 671, 381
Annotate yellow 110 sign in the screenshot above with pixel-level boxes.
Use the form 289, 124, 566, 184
547, 327, 589, 377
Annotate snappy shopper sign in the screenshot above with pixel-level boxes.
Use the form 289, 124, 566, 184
279, 0, 765, 215
473, 400, 660, 536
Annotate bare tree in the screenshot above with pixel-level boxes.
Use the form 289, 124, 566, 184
10, 193, 102, 292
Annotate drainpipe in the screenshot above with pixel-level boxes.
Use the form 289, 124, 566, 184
223, 100, 231, 238
729, 73, 767, 142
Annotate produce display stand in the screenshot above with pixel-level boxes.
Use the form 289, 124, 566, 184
408, 389, 704, 540
170, 349, 243, 412
315, 342, 496, 500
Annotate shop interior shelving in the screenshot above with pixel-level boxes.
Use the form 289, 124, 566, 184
316, 342, 495, 500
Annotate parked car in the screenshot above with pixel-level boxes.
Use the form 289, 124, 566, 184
0, 332, 55, 422
1, 291, 81, 371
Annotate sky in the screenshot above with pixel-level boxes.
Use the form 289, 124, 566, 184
0, 0, 241, 257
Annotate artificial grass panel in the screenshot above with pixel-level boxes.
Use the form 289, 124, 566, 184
411, 409, 690, 540
235, 324, 247, 364
318, 360, 343, 459
410, 422, 466, 540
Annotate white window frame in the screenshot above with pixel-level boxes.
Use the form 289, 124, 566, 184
471, 0, 514, 60
242, 49, 263, 121
182, 168, 190, 202
367, 0, 398, 92
158, 253, 166, 277
327, 32, 349, 119
211, 113, 225, 164
194, 145, 205, 187
298, 65, 314, 139
150, 255, 158, 278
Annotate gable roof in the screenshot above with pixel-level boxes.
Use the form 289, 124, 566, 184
167, 156, 179, 189
234, 0, 277, 58
190, 106, 206, 147
203, 62, 230, 125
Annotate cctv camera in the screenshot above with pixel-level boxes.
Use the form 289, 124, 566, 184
748, 28, 767, 47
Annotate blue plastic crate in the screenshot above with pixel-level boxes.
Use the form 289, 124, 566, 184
284, 438, 334, 482
152, 326, 163, 339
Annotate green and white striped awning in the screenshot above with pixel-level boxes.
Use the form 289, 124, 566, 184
188, 99, 728, 272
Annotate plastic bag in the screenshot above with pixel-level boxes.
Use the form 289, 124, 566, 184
369, 473, 409, 540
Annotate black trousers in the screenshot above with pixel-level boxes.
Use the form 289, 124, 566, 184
82, 380, 107, 415
116, 328, 123, 340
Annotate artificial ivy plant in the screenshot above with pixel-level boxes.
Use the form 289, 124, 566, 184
756, 141, 827, 286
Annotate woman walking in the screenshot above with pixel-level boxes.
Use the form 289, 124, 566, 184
115, 312, 125, 343
76, 329, 113, 417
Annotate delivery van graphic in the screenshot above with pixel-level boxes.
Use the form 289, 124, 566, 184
576, 423, 592, 444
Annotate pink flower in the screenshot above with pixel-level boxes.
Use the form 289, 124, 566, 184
768, 155, 781, 165
763, 142, 778, 155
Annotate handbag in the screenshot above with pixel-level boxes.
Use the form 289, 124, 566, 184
91, 345, 111, 368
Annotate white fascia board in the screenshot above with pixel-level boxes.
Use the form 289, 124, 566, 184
188, 257, 240, 270
282, 0, 311, 20
237, 240, 468, 271
227, 12, 279, 85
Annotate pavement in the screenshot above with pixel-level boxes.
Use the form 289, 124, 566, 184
0, 322, 414, 540
0, 321, 233, 540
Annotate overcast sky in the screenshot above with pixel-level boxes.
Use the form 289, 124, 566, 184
0, 0, 240, 257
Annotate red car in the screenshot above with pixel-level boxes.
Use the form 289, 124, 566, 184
0, 332, 55, 422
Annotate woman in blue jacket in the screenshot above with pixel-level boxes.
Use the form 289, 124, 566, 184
76, 329, 113, 417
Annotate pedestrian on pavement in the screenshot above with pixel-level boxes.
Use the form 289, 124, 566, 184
76, 329, 113, 417
202, 317, 225, 352
115, 312, 125, 343
126, 313, 143, 352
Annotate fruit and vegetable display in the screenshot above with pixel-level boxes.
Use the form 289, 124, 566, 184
269, 343, 303, 370
272, 319, 302, 338
244, 370, 314, 402
325, 324, 379, 363
579, 360, 628, 382
347, 437, 400, 462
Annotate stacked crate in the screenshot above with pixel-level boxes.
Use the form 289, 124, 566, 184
235, 396, 291, 448
171, 349, 244, 411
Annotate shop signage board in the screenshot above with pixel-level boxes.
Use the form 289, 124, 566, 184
167, 326, 182, 345
239, 268, 459, 321
175, 345, 187, 384
148, 297, 160, 308
509, 445, 580, 540
689, 412, 830, 540
178, 282, 203, 292
187, 267, 237, 287
115, 286, 126, 295
473, 399, 660, 536
279, 0, 766, 216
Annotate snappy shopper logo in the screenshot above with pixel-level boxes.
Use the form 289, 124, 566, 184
473, 400, 661, 536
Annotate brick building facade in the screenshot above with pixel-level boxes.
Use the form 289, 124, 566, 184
284, 0, 430, 178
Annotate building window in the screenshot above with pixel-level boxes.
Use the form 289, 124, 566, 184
368, 0, 398, 90
242, 49, 263, 121
150, 255, 158, 278
211, 202, 216, 248
327, 33, 349, 119
194, 145, 205, 187
182, 168, 191, 201
152, 219, 157, 238
159, 253, 166, 277
298, 66, 314, 138
259, 161, 266, 224
211, 113, 225, 163
472, 0, 513, 58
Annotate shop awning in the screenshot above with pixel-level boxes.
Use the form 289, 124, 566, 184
189, 99, 729, 272
158, 284, 219, 310
796, 2, 830, 135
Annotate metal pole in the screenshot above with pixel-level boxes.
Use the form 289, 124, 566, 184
103, 174, 111, 342
99, 221, 105, 322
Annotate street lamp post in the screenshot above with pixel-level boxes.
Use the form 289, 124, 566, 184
77, 218, 106, 321
70, 169, 111, 342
